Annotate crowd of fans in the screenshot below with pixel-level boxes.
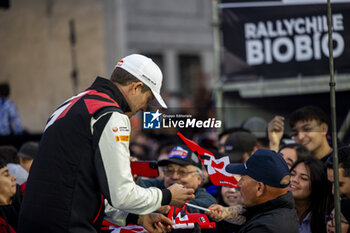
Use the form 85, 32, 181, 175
1, 102, 350, 233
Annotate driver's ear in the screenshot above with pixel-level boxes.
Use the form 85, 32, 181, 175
131, 82, 143, 93
136, 82, 144, 92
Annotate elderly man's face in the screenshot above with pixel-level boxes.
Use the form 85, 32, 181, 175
163, 163, 202, 190
237, 175, 260, 206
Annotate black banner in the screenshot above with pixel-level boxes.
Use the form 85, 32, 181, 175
221, 1, 350, 80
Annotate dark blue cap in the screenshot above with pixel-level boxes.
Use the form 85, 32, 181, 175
226, 148, 290, 188
158, 145, 202, 169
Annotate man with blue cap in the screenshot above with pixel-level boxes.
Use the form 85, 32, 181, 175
208, 148, 299, 233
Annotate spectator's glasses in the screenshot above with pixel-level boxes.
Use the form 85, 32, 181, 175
163, 168, 197, 178
325, 214, 349, 225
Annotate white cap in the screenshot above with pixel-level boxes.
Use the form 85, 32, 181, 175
115, 54, 167, 108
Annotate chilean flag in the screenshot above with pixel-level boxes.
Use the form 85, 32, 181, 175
168, 205, 216, 229
102, 206, 216, 232
177, 132, 238, 188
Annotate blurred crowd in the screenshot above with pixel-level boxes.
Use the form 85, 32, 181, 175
1, 78, 350, 233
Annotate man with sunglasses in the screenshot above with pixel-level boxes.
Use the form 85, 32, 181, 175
138, 145, 217, 213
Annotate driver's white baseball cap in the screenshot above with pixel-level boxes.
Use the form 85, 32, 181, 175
115, 54, 167, 108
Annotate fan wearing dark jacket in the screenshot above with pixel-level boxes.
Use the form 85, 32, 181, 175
208, 149, 299, 233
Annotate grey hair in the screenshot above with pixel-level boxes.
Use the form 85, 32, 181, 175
195, 167, 202, 176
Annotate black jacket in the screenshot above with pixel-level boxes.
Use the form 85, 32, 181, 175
18, 77, 170, 233
238, 192, 299, 233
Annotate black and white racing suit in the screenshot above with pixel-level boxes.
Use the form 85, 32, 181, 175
18, 77, 171, 233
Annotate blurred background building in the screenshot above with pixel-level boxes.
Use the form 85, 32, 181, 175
0, 0, 215, 133
1, 0, 349, 143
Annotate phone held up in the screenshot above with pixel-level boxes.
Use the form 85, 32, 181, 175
131, 160, 159, 178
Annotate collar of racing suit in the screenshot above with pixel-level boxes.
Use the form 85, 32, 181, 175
89, 76, 132, 113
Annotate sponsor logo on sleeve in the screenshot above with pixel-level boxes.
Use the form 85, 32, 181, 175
112, 126, 129, 133
115, 135, 130, 142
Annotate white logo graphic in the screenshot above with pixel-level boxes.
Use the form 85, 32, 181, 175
143, 110, 162, 129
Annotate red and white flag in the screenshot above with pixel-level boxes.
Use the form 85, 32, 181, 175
177, 132, 238, 188
168, 205, 216, 229
102, 206, 216, 232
